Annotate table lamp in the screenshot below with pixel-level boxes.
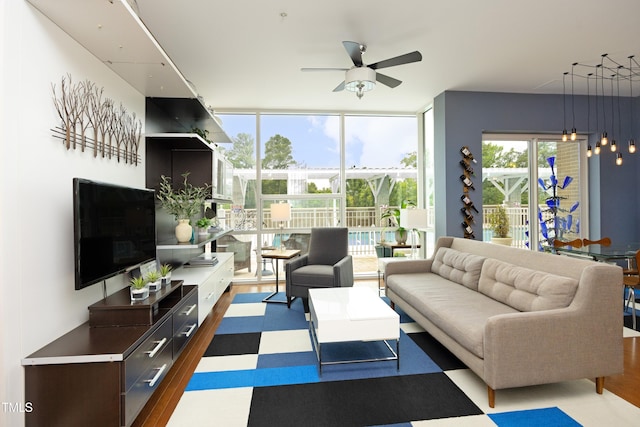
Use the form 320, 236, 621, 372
400, 208, 428, 259
271, 202, 291, 251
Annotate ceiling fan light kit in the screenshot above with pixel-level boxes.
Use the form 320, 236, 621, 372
302, 41, 422, 100
345, 67, 376, 99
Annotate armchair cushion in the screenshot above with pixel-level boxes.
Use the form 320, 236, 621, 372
290, 265, 336, 288
307, 227, 349, 265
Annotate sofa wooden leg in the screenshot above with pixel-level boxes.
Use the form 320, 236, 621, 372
487, 386, 495, 408
390, 301, 395, 310
595, 376, 604, 394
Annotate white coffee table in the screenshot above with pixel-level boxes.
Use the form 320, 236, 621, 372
308, 287, 400, 374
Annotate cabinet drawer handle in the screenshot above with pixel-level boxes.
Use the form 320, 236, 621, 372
182, 323, 197, 337
145, 337, 167, 358
183, 304, 196, 316
145, 363, 167, 387
206, 291, 215, 300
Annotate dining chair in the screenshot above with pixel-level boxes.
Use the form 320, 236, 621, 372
623, 250, 640, 329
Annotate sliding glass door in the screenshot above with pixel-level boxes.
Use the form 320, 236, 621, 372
482, 135, 587, 250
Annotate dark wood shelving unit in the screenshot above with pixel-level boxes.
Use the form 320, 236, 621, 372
23, 283, 199, 427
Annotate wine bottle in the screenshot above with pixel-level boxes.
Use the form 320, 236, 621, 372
460, 207, 475, 223
460, 146, 478, 163
461, 195, 479, 213
461, 223, 475, 239
461, 222, 474, 235
459, 160, 475, 175
460, 175, 475, 190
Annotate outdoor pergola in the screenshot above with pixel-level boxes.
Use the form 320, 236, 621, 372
232, 167, 553, 207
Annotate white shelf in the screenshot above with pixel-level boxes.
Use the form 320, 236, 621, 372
27, 0, 194, 98
157, 228, 231, 250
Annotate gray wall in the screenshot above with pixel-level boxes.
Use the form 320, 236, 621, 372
433, 90, 639, 246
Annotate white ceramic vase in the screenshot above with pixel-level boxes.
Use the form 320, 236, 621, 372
161, 272, 172, 286
175, 219, 192, 243
130, 286, 149, 301
147, 280, 162, 292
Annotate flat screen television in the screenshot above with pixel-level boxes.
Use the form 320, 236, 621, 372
73, 178, 157, 290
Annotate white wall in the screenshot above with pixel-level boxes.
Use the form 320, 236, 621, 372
2, 2, 145, 425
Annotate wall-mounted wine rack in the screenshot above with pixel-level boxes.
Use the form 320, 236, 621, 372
460, 146, 478, 239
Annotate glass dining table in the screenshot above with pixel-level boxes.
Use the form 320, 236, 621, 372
544, 243, 640, 268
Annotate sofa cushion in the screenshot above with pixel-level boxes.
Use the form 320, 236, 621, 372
386, 272, 517, 358
431, 247, 486, 291
478, 258, 579, 312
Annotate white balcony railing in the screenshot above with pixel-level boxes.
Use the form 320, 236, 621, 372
220, 205, 538, 255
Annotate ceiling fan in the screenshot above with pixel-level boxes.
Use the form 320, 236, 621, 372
301, 41, 422, 99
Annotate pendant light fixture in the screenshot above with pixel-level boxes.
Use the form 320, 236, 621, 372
629, 56, 636, 154
586, 73, 593, 157
570, 63, 577, 140
562, 72, 568, 142
610, 73, 617, 152
560, 53, 638, 165
600, 54, 608, 146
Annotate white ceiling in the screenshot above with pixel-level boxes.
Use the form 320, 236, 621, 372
134, 0, 640, 113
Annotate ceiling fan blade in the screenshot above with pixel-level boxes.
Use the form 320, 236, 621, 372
342, 41, 364, 67
376, 73, 402, 88
301, 67, 349, 72
368, 51, 422, 70
333, 81, 346, 92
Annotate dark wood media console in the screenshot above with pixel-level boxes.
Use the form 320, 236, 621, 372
22, 282, 198, 427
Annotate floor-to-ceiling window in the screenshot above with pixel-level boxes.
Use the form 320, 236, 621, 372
482, 134, 587, 250
216, 112, 419, 281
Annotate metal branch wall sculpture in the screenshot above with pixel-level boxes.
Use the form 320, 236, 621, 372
51, 74, 142, 165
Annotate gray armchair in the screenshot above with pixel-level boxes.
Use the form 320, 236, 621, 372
285, 227, 354, 309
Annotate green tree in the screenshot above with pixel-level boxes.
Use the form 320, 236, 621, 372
262, 134, 295, 194
400, 151, 417, 168
346, 179, 374, 207
307, 182, 331, 193
389, 179, 417, 207
262, 134, 295, 169
225, 132, 255, 168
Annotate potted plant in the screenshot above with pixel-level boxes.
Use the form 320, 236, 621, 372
488, 205, 512, 246
145, 271, 162, 292
380, 200, 415, 245
129, 276, 148, 301
157, 172, 212, 243
196, 217, 212, 235
159, 263, 172, 286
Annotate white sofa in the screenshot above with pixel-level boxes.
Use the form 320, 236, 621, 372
385, 236, 623, 407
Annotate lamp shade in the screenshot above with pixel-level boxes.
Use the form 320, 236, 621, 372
271, 203, 291, 222
344, 67, 376, 92
400, 208, 428, 229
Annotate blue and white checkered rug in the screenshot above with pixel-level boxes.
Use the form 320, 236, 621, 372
168, 289, 640, 426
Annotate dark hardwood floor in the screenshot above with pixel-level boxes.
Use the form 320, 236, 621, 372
132, 281, 640, 426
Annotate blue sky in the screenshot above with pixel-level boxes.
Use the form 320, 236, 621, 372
218, 113, 418, 168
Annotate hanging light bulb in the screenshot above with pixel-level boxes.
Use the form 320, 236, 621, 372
629, 56, 637, 154
570, 63, 577, 140
600, 55, 608, 146
616, 152, 623, 165
586, 73, 592, 159
612, 69, 622, 153
595, 141, 601, 155
562, 71, 568, 141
